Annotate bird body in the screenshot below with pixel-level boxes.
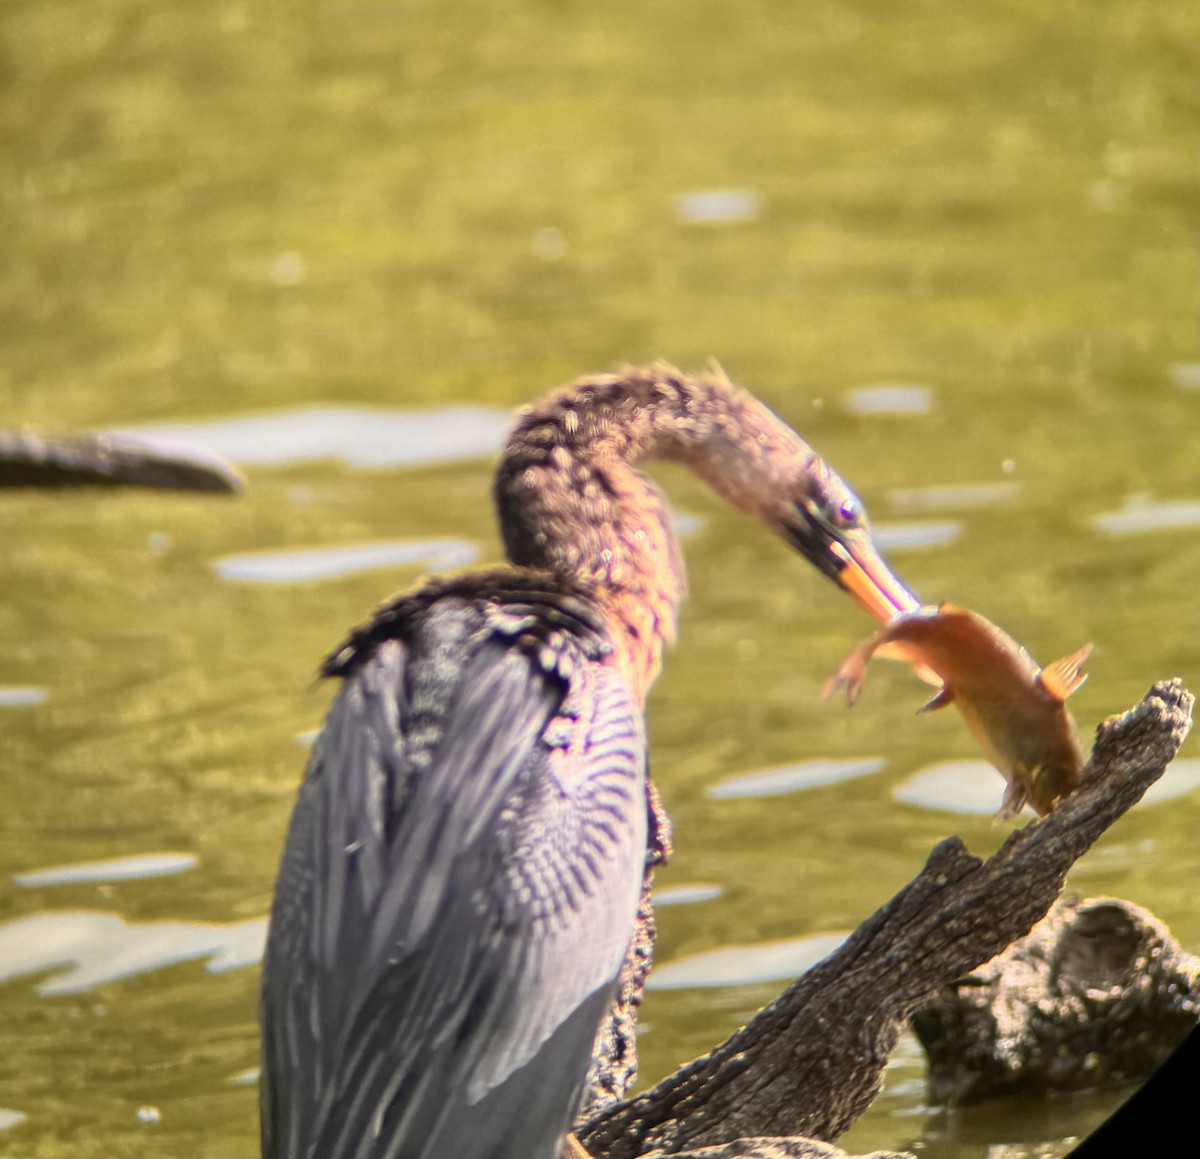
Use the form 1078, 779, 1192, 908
824, 602, 1092, 819
261, 572, 647, 1158
260, 364, 915, 1159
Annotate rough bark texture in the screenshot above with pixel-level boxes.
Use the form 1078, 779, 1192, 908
577, 679, 1193, 1158
646, 1140, 912, 1159
912, 894, 1200, 1105
0, 430, 242, 492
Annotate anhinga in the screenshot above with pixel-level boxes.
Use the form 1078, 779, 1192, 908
259, 363, 916, 1159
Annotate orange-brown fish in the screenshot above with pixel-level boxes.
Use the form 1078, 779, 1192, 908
823, 602, 1092, 819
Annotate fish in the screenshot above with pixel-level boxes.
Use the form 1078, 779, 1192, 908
823, 602, 1092, 819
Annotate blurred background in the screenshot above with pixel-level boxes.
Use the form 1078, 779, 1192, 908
0, 2, 1196, 1156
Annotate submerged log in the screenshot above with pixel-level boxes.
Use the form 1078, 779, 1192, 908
912, 894, 1200, 1105
0, 430, 242, 493
577, 679, 1193, 1158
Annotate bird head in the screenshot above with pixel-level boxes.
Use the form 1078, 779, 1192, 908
777, 458, 919, 623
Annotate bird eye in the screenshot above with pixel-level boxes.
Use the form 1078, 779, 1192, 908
817, 493, 861, 530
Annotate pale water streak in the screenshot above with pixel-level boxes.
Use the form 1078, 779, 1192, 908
887, 482, 1020, 511
14, 853, 198, 887
1167, 362, 1200, 390
1091, 495, 1200, 535
654, 884, 724, 907
0, 687, 47, 707
675, 189, 761, 225
647, 932, 847, 990
708, 757, 886, 799
843, 385, 934, 416
0, 911, 267, 995
893, 759, 1018, 816
109, 405, 511, 470
214, 539, 479, 582
895, 757, 1200, 815
871, 521, 962, 551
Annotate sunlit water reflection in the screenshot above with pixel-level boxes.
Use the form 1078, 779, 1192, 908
675, 189, 762, 225
0, 912, 267, 996
654, 884, 725, 907
647, 932, 848, 990
2, 4, 1195, 1157
843, 385, 934, 416
872, 521, 963, 551
214, 539, 480, 583
110, 406, 511, 469
887, 482, 1020, 512
708, 757, 886, 799
896, 757, 1200, 816
14, 853, 198, 887
1091, 495, 1200, 535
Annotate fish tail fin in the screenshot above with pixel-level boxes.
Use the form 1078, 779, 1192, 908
1038, 643, 1093, 701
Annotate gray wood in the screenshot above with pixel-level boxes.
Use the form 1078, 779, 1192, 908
579, 679, 1193, 1157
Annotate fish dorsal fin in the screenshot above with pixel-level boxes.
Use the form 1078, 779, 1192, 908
1038, 643, 1093, 701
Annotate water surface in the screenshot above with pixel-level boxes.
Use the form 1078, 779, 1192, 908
1, 3, 1196, 1157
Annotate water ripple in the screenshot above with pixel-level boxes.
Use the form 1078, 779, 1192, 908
1092, 494, 1200, 535
844, 384, 933, 415
214, 539, 479, 583
871, 521, 962, 550
894, 759, 1013, 815
109, 405, 511, 470
0, 911, 267, 995
887, 482, 1019, 511
675, 189, 761, 224
15, 853, 198, 887
648, 932, 847, 990
708, 757, 886, 800
654, 884, 724, 907
895, 756, 1200, 815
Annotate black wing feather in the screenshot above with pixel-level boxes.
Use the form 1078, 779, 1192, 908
261, 603, 646, 1159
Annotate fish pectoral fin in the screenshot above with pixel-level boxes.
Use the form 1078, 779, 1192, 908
1038, 642, 1093, 701
821, 661, 865, 707
822, 638, 879, 706
916, 684, 955, 713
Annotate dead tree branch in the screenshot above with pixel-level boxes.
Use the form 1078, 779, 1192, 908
579, 679, 1193, 1158
0, 430, 241, 492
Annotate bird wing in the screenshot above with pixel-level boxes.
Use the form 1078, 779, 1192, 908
261, 613, 647, 1159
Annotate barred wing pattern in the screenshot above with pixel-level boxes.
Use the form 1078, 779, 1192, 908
261, 596, 648, 1159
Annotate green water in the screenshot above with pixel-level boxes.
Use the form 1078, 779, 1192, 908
1, 2, 1197, 1156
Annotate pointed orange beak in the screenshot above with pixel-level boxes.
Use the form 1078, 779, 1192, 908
830, 540, 920, 624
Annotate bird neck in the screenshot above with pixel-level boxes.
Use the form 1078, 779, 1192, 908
494, 363, 810, 702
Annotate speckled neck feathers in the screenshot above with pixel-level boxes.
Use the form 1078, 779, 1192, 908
494, 363, 815, 702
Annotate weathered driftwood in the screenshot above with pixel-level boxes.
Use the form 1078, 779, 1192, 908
912, 894, 1200, 1105
577, 679, 1193, 1158
642, 1139, 912, 1159
0, 430, 241, 492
